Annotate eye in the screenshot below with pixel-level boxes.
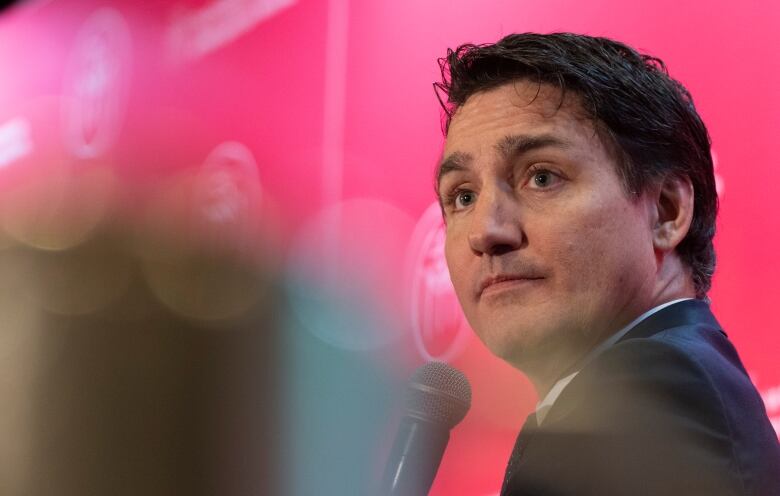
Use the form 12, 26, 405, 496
455, 189, 476, 209
445, 188, 477, 211
527, 168, 561, 189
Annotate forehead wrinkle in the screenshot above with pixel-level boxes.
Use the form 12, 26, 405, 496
452, 81, 591, 139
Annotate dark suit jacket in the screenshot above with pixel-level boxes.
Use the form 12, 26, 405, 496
501, 299, 780, 495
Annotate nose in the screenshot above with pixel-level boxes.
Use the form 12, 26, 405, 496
467, 186, 524, 256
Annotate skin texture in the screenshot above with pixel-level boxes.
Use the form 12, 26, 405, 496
439, 81, 696, 396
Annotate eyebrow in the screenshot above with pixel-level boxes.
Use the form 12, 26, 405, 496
435, 151, 472, 192
435, 133, 569, 191
495, 133, 569, 160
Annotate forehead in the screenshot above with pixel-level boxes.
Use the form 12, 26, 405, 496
443, 80, 595, 156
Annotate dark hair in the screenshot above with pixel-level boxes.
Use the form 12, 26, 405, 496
435, 33, 717, 297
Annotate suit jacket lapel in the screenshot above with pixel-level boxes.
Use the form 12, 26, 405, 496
500, 411, 538, 495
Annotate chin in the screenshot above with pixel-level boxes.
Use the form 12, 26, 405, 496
479, 318, 569, 372
478, 323, 540, 366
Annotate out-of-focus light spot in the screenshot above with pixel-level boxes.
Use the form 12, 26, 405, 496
0, 118, 32, 169
0, 166, 117, 251
141, 153, 274, 261
285, 198, 414, 351
61, 7, 131, 159
139, 169, 270, 321
166, 0, 297, 62
141, 250, 265, 322
194, 141, 261, 228
405, 201, 472, 363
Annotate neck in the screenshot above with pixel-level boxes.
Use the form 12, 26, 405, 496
523, 343, 590, 399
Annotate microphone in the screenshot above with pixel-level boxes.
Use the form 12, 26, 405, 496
380, 362, 472, 495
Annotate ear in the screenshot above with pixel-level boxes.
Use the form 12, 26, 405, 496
652, 175, 694, 253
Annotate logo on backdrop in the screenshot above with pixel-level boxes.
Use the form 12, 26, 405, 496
62, 8, 132, 159
194, 141, 261, 226
0, 118, 32, 169
406, 202, 472, 363
166, 0, 297, 62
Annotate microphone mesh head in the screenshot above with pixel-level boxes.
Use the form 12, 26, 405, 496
406, 362, 472, 429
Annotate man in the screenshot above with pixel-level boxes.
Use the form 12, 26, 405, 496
435, 33, 780, 495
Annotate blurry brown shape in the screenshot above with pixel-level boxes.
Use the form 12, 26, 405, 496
0, 164, 117, 251
0, 226, 15, 250
0, 162, 128, 317
137, 170, 272, 322
0, 216, 281, 495
141, 247, 267, 322
23, 229, 133, 315
141, 164, 272, 261
0, 249, 43, 496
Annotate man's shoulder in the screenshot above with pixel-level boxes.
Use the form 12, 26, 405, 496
557, 325, 738, 431
574, 299, 751, 415
563, 319, 763, 437
590, 319, 742, 394
505, 302, 780, 495
536, 320, 780, 495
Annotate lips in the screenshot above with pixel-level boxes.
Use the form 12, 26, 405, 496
478, 274, 544, 297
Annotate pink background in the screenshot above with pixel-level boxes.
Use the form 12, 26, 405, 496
0, 1, 777, 494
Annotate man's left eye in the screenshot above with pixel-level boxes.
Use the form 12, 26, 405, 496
530, 170, 560, 189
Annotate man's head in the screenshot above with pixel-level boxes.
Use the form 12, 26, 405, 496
434, 33, 717, 384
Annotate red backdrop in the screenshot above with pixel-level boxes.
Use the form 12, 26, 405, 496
0, 1, 777, 494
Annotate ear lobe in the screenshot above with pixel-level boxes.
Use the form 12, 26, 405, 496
653, 175, 694, 252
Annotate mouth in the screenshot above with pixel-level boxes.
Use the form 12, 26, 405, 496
479, 275, 544, 297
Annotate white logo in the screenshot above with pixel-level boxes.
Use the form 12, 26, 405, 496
61, 8, 132, 159
0, 118, 32, 169
194, 141, 261, 227
166, 0, 296, 62
406, 202, 472, 362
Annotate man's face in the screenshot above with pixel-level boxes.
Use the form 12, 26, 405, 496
440, 81, 658, 374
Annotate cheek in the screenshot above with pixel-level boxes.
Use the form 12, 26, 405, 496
444, 230, 469, 294
545, 203, 647, 287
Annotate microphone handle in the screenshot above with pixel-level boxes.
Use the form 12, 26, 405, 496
381, 416, 450, 496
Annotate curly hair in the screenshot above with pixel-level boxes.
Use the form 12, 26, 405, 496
435, 33, 718, 297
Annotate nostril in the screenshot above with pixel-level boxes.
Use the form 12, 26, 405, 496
488, 243, 515, 256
